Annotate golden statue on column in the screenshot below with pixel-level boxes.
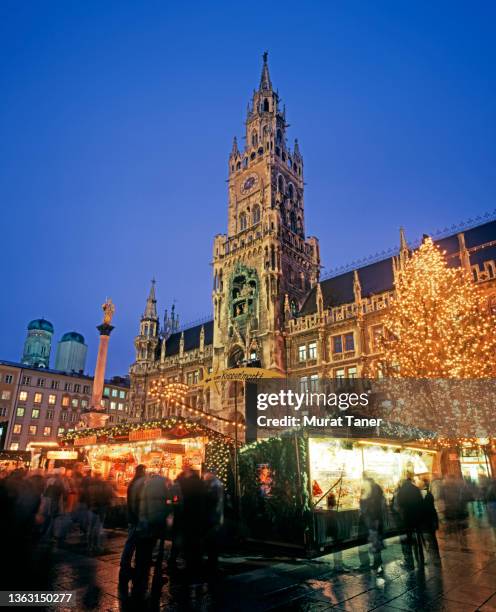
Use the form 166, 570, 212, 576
102, 298, 115, 325
79, 298, 115, 429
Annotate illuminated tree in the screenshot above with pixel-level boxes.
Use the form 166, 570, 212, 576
381, 236, 496, 378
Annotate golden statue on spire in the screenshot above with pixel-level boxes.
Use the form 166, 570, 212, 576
102, 297, 115, 325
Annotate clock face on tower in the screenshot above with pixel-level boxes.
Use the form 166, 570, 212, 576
240, 173, 259, 195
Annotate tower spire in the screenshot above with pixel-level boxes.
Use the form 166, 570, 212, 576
399, 227, 409, 267
259, 51, 272, 91
144, 279, 157, 319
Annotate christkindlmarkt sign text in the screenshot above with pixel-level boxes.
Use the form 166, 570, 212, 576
202, 366, 284, 392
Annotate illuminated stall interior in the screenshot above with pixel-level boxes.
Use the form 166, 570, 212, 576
84, 436, 206, 496
309, 438, 437, 510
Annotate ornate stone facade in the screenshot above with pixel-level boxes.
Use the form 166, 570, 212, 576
129, 56, 496, 436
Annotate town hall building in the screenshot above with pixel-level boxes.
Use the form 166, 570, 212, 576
129, 55, 496, 437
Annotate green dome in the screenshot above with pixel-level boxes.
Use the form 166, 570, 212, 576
27, 318, 54, 333
61, 331, 85, 344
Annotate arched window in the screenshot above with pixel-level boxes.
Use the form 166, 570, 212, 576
239, 213, 247, 231
290, 211, 297, 233
252, 205, 261, 225
288, 184, 294, 200
236, 161, 241, 170
250, 152, 256, 160
243, 157, 248, 168
277, 175, 284, 193
263, 98, 269, 112
251, 131, 258, 147
258, 147, 263, 156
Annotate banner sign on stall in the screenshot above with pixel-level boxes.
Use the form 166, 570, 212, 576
202, 366, 284, 393
74, 435, 97, 447
129, 428, 162, 442
47, 450, 78, 460
162, 443, 186, 454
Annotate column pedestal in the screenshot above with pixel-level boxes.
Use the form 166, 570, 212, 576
80, 410, 109, 429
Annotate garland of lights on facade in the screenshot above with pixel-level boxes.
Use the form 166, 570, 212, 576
148, 380, 246, 431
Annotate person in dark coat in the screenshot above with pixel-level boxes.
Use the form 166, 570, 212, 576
421, 477, 440, 558
133, 472, 172, 596
119, 465, 146, 582
396, 471, 425, 566
177, 468, 207, 580
360, 475, 385, 572
203, 471, 224, 571
86, 472, 113, 553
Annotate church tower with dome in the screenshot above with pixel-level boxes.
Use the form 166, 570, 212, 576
21, 318, 54, 368
55, 331, 88, 373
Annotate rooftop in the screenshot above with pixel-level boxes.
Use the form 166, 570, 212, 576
300, 218, 496, 316
0, 359, 129, 387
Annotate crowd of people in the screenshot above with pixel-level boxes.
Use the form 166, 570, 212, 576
0, 465, 119, 589
2, 461, 496, 597
356, 471, 496, 574
0, 463, 225, 594
118, 465, 224, 595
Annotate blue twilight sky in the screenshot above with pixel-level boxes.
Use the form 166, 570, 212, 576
1, 1, 495, 376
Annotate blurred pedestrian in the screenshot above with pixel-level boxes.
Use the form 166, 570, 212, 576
133, 472, 171, 596
420, 478, 440, 559
396, 471, 425, 567
0, 469, 43, 589
486, 478, 496, 528
359, 475, 385, 573
177, 468, 206, 581
86, 472, 113, 553
40, 469, 65, 541
203, 471, 224, 572
119, 464, 146, 583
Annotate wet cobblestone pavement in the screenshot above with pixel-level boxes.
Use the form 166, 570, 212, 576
43, 509, 496, 611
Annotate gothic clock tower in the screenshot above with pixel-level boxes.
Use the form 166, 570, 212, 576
211, 53, 320, 406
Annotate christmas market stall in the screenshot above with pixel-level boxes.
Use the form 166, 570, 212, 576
0, 449, 31, 473
239, 422, 439, 555
60, 417, 234, 498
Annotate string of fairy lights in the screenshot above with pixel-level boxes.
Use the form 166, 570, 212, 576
61, 415, 236, 445
148, 379, 246, 432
